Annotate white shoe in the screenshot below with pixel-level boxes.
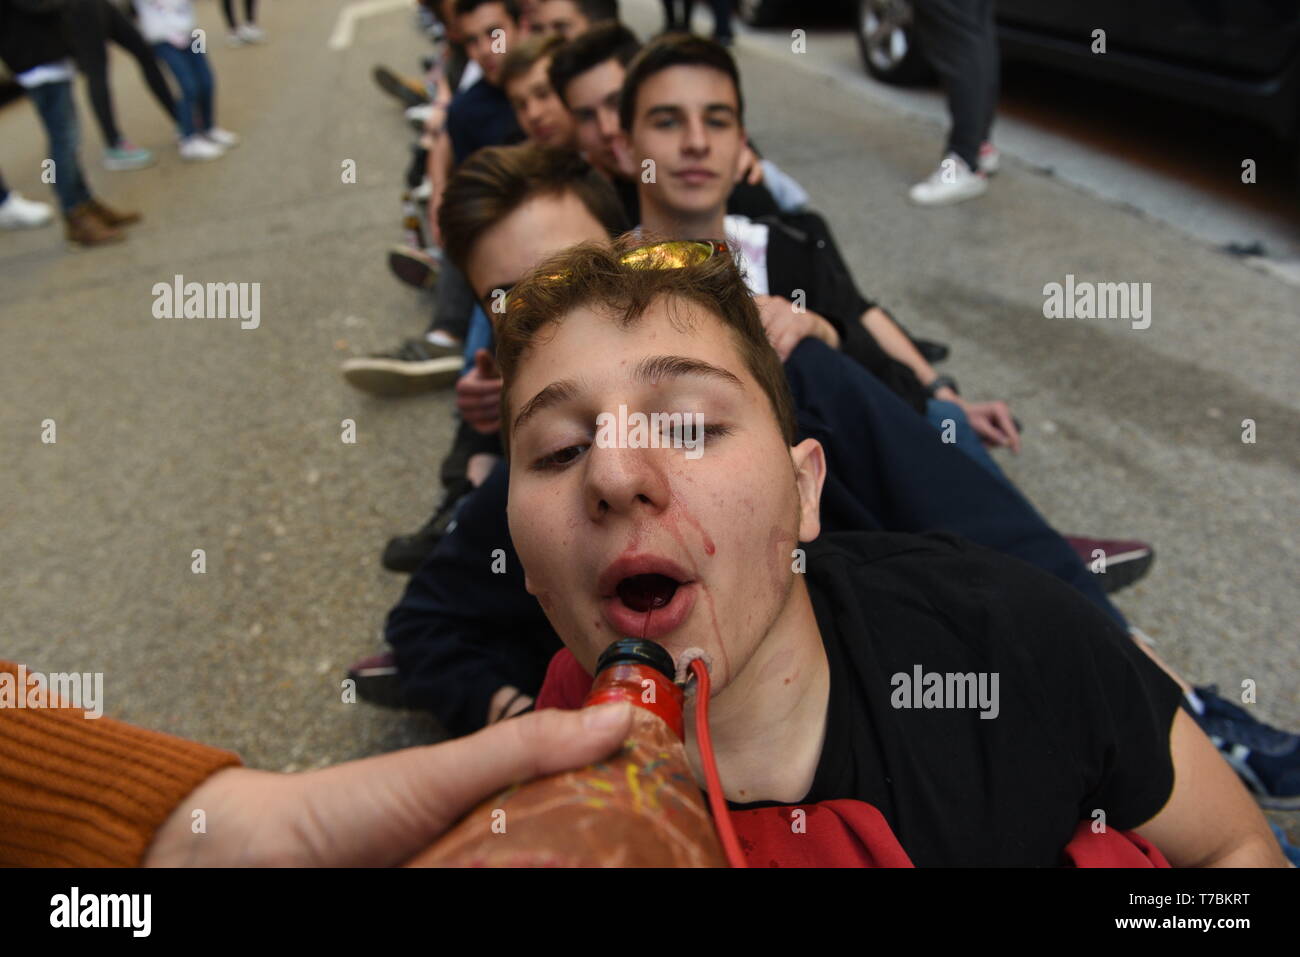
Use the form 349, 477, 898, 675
978, 142, 1001, 176
908, 153, 988, 206
237, 24, 265, 43
0, 190, 55, 229
405, 103, 435, 130
226, 32, 244, 46
179, 135, 226, 161
203, 127, 240, 148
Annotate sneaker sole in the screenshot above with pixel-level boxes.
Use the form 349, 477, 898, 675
103, 158, 156, 171
373, 68, 428, 108
1096, 550, 1155, 594
0, 217, 54, 230
388, 249, 439, 289
908, 182, 989, 207
341, 355, 463, 396
346, 666, 405, 708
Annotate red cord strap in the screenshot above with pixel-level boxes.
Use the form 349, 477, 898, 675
690, 658, 748, 868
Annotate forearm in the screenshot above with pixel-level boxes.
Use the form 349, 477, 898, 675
861, 306, 936, 387
0, 660, 241, 866
811, 313, 840, 350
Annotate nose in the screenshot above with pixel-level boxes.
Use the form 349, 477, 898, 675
597, 106, 620, 142
682, 115, 709, 155
584, 443, 672, 524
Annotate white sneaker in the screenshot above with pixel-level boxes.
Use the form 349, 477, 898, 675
179, 135, 226, 161
0, 190, 55, 229
203, 127, 240, 148
237, 24, 265, 43
978, 142, 1001, 176
225, 32, 244, 46
908, 153, 988, 206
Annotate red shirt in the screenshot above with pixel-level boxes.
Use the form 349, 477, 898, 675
537, 648, 1170, 868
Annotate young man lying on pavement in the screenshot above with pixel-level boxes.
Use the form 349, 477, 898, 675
368, 145, 1300, 818
491, 237, 1285, 867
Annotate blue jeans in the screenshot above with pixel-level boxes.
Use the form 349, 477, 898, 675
926, 398, 1008, 482
25, 81, 92, 214
152, 43, 214, 138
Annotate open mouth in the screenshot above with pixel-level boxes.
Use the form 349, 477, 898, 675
616, 573, 681, 612
599, 560, 697, 640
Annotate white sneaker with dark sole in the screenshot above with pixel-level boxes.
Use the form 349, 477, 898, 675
909, 153, 988, 206
341, 339, 464, 396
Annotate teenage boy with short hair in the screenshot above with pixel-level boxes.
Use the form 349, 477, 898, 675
618, 34, 1022, 460
530, 0, 617, 40
547, 22, 807, 224
497, 239, 1284, 867
501, 35, 576, 150
378, 144, 1120, 730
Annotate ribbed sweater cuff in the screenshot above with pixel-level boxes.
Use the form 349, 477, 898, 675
0, 661, 242, 867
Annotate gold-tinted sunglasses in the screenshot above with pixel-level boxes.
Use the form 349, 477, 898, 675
484, 239, 730, 316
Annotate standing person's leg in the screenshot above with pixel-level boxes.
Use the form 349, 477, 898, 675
101, 0, 181, 127
911, 0, 984, 170
187, 50, 217, 135
26, 81, 124, 245
152, 43, 198, 139
976, 0, 998, 148
26, 82, 93, 215
660, 0, 677, 31
62, 0, 122, 150
245, 0, 259, 24
221, 0, 239, 31
707, 0, 732, 44
153, 42, 224, 159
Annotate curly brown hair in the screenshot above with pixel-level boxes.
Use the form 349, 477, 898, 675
495, 235, 797, 451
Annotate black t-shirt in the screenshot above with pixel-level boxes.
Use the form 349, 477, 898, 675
727, 531, 1183, 867
446, 77, 524, 166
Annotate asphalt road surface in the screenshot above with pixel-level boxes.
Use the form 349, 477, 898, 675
1, 0, 1296, 833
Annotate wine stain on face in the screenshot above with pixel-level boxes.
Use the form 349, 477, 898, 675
654, 491, 730, 682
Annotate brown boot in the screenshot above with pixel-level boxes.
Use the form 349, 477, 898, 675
86, 197, 141, 228
65, 202, 125, 247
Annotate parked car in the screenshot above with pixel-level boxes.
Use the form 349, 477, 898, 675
740, 0, 1300, 144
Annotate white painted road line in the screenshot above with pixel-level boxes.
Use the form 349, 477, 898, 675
329, 0, 415, 51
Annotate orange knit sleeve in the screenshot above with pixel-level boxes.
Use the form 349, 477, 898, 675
0, 660, 242, 867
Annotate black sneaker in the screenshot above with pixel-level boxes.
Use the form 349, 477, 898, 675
346, 651, 403, 708
1190, 686, 1300, 810
341, 338, 462, 397
382, 488, 471, 572
372, 65, 429, 108
1065, 536, 1155, 594
388, 245, 440, 290
915, 338, 949, 363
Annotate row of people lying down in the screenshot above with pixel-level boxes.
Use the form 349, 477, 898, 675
335, 27, 1299, 864
350, 8, 1152, 584
2, 204, 1290, 867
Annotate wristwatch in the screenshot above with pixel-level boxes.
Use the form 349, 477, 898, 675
925, 375, 960, 398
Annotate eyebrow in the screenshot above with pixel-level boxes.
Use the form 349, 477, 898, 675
644, 104, 737, 120
513, 354, 744, 432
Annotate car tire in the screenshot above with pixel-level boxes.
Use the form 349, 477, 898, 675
737, 0, 789, 27
856, 0, 932, 86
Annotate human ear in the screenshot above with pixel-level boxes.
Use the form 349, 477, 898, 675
789, 438, 826, 543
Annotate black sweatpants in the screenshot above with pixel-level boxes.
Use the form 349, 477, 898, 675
63, 0, 178, 148
912, 0, 998, 170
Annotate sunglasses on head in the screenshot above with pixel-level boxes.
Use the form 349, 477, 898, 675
483, 239, 730, 317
